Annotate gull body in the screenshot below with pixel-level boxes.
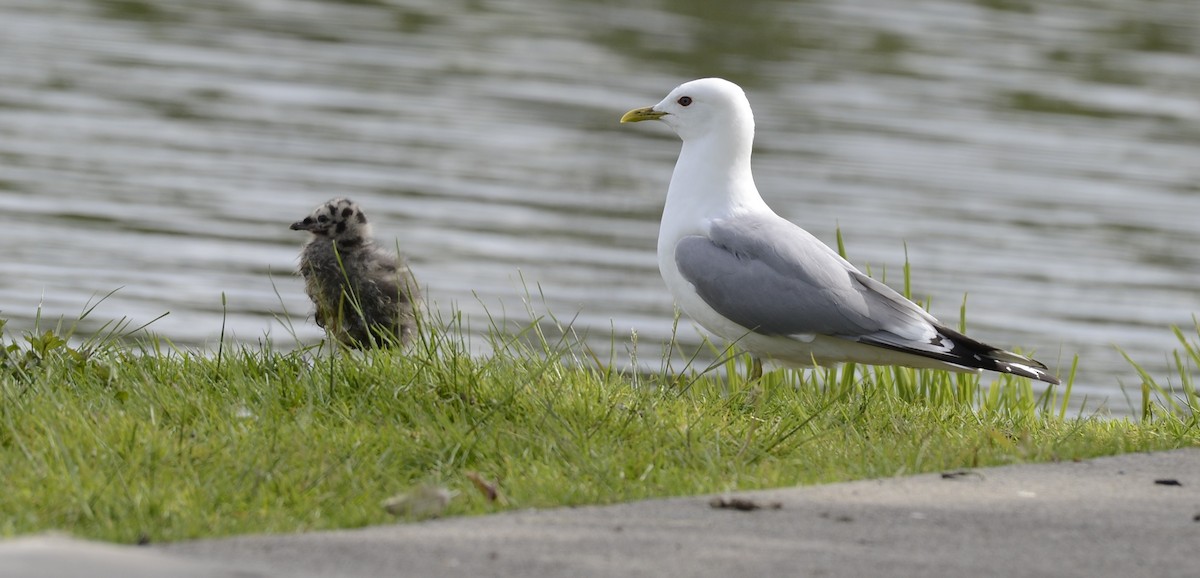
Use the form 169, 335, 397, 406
290, 198, 420, 349
621, 78, 1058, 384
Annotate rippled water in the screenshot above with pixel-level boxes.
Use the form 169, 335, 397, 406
2, 0, 1198, 411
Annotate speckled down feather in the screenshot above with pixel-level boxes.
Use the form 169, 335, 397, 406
290, 198, 420, 348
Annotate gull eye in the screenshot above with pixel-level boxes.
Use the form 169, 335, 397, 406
317, 215, 329, 223
677, 96, 692, 107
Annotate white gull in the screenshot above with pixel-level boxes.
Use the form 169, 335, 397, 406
621, 78, 1058, 384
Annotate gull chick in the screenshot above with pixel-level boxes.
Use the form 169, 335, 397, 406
621, 78, 1058, 384
290, 198, 420, 349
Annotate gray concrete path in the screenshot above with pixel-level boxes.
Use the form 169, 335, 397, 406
5, 449, 1198, 577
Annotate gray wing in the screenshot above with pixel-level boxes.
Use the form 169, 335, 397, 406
674, 214, 937, 341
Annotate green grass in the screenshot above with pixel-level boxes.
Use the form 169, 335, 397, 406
1, 296, 1197, 545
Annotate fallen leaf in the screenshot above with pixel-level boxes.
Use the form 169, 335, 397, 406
709, 496, 782, 511
465, 471, 502, 503
382, 485, 456, 519
941, 470, 982, 480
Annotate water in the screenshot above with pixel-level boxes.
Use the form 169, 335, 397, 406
2, 0, 1198, 413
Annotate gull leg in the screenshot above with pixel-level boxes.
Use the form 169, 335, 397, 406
749, 356, 763, 382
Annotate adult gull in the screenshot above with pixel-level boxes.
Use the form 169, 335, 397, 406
620, 78, 1058, 385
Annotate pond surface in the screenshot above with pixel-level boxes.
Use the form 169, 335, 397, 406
2, 0, 1198, 412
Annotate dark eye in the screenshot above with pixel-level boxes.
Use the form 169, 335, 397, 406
677, 96, 692, 107
317, 215, 329, 223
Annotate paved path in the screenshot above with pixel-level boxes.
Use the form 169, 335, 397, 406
4, 449, 1198, 577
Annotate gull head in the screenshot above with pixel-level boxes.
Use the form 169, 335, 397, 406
620, 78, 754, 142
290, 197, 373, 241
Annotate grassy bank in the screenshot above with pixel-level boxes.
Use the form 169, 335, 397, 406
1, 305, 1198, 545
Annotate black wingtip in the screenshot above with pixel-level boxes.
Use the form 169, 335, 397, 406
937, 324, 1060, 385
994, 360, 1060, 385
861, 323, 1061, 385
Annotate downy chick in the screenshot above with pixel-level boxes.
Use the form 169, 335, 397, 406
290, 198, 420, 349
